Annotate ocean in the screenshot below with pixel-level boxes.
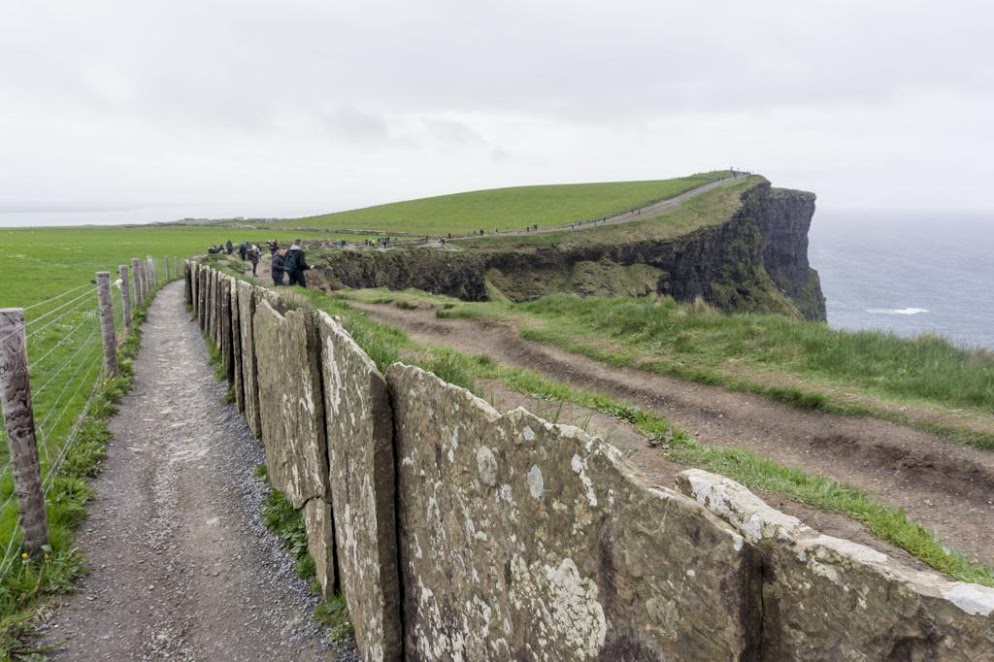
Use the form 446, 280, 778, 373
808, 210, 994, 351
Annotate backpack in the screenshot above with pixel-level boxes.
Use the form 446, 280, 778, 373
284, 250, 298, 273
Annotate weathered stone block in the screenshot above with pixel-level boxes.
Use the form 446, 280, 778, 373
677, 469, 994, 661
237, 281, 260, 438
184, 260, 193, 305
302, 497, 337, 598
253, 299, 328, 508
388, 364, 760, 661
219, 276, 233, 385
207, 267, 217, 345
197, 267, 207, 330
212, 269, 222, 345
318, 313, 402, 661
230, 278, 244, 412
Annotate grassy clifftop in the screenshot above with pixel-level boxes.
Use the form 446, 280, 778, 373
278, 172, 731, 234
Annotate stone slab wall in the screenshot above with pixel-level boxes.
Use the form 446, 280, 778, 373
318, 312, 402, 661
236, 281, 260, 438
388, 364, 760, 660
189, 263, 994, 662
253, 299, 328, 509
230, 279, 244, 413
219, 276, 233, 384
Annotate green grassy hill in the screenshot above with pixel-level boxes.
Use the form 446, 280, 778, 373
271, 172, 731, 235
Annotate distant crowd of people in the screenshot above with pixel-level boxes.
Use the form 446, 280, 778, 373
208, 238, 312, 287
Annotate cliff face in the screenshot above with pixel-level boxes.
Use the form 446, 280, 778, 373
317, 249, 489, 301
314, 181, 827, 321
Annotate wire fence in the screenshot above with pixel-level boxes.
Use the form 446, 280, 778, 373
0, 256, 178, 579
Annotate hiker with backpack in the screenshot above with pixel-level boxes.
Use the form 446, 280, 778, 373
271, 248, 287, 286
284, 239, 311, 287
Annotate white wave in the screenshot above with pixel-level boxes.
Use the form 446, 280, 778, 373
866, 307, 929, 316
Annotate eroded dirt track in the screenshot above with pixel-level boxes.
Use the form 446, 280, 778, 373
357, 302, 994, 567
36, 282, 353, 661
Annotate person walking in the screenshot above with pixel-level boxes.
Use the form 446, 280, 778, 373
249, 244, 260, 277
271, 248, 286, 286
284, 239, 310, 288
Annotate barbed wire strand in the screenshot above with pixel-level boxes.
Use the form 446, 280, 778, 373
31, 326, 100, 399
24, 289, 95, 331
0, 520, 23, 578
37, 350, 101, 470
25, 298, 96, 343
43, 378, 102, 493
0, 324, 26, 346
27, 312, 100, 371
22, 283, 94, 312
35, 342, 102, 440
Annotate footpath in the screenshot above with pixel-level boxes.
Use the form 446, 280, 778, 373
34, 282, 349, 661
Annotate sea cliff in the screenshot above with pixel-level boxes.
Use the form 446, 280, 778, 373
315, 179, 827, 321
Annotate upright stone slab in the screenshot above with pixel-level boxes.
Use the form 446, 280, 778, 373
236, 281, 260, 438
302, 497, 337, 599
211, 269, 221, 346
387, 364, 760, 661
220, 276, 233, 385
189, 261, 197, 311
197, 267, 207, 330
230, 279, 244, 412
318, 313, 402, 661
206, 268, 215, 341
677, 470, 994, 661
184, 261, 193, 305
207, 269, 216, 336
205, 268, 213, 335
253, 299, 328, 508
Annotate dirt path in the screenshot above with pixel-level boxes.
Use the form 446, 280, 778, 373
356, 302, 994, 568
34, 282, 354, 661
464, 176, 740, 238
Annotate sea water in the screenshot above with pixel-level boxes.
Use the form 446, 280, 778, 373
809, 210, 994, 350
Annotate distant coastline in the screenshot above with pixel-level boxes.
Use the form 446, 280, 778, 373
0, 203, 328, 228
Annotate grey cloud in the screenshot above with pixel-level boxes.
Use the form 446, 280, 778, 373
320, 106, 391, 143
0, 0, 992, 217
423, 119, 488, 146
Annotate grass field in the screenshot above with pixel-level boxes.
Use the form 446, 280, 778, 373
268, 172, 730, 235
0, 226, 330, 309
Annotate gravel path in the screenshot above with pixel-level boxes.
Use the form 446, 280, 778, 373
35, 281, 353, 661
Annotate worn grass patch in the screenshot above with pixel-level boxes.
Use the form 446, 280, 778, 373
435, 293, 994, 448
314, 594, 355, 644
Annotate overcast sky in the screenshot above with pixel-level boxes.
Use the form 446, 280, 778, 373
2, 0, 992, 226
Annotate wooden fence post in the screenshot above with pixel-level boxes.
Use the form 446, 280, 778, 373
165, 256, 171, 281
96, 272, 118, 378
0, 309, 50, 558
131, 258, 144, 307
119, 265, 132, 335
